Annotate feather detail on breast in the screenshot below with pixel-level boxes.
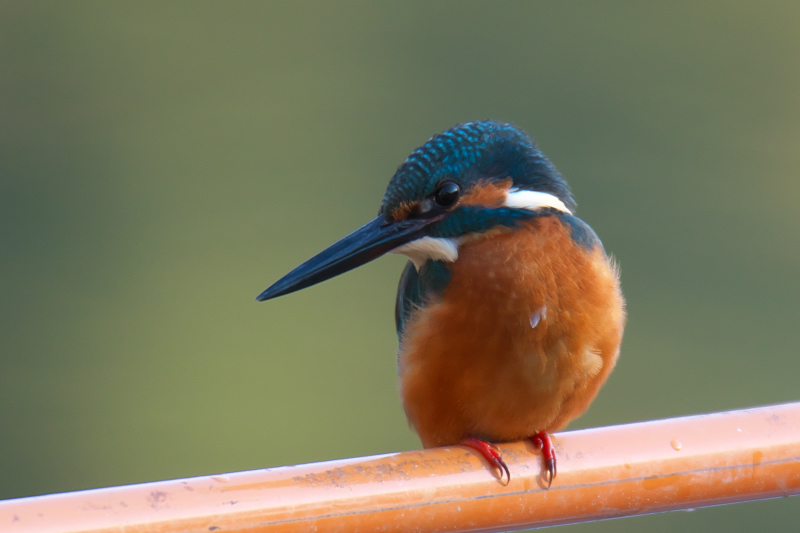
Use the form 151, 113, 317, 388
397, 215, 625, 448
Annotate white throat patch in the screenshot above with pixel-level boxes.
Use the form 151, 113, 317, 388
391, 237, 459, 270
503, 188, 572, 214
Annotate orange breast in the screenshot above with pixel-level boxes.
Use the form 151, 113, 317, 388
398, 216, 625, 448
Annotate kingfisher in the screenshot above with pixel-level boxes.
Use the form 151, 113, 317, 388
257, 121, 625, 487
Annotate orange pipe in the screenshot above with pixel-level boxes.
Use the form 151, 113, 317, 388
2, 402, 799, 533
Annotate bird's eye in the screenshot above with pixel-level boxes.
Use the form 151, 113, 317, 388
434, 182, 460, 207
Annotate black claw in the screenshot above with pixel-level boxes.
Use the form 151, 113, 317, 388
497, 459, 511, 486
532, 431, 557, 489
461, 437, 512, 486
545, 461, 555, 488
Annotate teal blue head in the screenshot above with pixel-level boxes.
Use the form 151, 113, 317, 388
257, 120, 576, 301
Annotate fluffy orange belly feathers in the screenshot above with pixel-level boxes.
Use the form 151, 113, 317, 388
399, 216, 625, 448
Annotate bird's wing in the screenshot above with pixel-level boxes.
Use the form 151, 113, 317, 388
395, 260, 423, 339
394, 259, 453, 339
557, 212, 603, 250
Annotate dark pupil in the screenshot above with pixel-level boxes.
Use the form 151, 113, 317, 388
434, 182, 460, 206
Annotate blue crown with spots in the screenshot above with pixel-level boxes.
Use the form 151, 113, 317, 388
380, 121, 575, 216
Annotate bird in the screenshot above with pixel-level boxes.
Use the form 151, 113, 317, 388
257, 121, 625, 487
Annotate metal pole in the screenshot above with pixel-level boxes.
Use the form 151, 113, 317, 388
2, 402, 799, 533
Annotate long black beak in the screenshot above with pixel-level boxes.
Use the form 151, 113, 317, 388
256, 215, 434, 301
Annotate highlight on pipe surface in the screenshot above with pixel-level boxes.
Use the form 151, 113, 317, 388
1, 402, 799, 533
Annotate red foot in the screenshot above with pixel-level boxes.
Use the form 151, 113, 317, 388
531, 431, 556, 488
460, 437, 511, 485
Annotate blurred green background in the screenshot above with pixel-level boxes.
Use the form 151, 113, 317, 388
1, 1, 798, 531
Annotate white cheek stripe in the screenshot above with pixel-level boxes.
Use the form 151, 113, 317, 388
503, 188, 572, 214
391, 189, 568, 271
391, 236, 459, 270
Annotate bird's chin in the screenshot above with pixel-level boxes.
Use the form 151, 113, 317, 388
391, 236, 460, 270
